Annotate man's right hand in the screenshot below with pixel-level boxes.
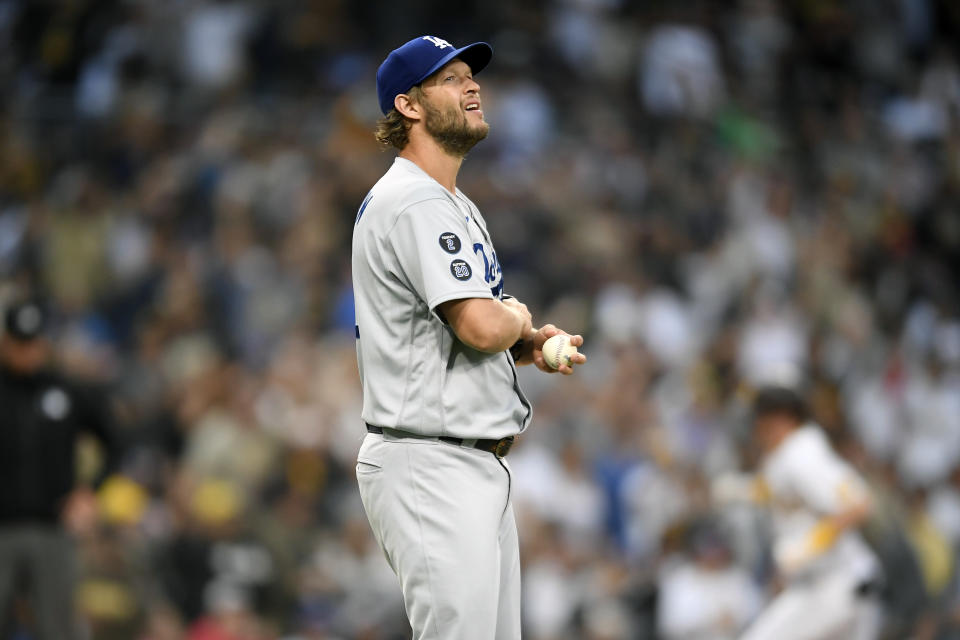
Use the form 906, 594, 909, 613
501, 297, 533, 340
530, 324, 586, 374
62, 486, 98, 536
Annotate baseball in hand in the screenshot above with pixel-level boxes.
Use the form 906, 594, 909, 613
542, 334, 578, 370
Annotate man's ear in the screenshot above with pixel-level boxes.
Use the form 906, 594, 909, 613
395, 93, 422, 121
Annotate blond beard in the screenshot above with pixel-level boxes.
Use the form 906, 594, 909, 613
421, 97, 489, 157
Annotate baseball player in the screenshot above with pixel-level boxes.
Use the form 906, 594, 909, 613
351, 35, 586, 639
715, 386, 881, 640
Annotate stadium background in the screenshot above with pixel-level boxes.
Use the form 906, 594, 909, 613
1, 0, 960, 638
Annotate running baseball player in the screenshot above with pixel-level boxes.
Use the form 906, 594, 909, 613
714, 386, 882, 640
351, 35, 586, 639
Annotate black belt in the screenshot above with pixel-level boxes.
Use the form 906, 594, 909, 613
366, 424, 515, 458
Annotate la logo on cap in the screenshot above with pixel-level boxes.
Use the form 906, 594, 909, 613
422, 36, 452, 49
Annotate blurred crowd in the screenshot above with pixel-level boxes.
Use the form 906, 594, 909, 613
1, 0, 959, 638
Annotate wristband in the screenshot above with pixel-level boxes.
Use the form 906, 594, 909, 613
509, 339, 523, 362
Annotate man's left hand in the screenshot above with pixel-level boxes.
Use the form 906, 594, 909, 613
531, 324, 586, 375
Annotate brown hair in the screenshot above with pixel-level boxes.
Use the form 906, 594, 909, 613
374, 85, 423, 150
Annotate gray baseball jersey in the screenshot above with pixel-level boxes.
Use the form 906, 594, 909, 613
352, 157, 532, 439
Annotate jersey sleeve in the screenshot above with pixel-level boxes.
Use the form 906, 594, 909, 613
787, 430, 871, 516
389, 198, 494, 312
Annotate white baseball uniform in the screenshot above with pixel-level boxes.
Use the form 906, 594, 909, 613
352, 157, 532, 639
740, 424, 881, 640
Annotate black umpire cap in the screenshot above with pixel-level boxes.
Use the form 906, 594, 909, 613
752, 385, 808, 423
3, 300, 48, 342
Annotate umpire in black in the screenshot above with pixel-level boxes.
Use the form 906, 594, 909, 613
0, 299, 117, 639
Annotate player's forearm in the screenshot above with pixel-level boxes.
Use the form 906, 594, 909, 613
711, 473, 770, 505
469, 306, 528, 353
441, 298, 531, 353
777, 497, 874, 577
810, 498, 873, 550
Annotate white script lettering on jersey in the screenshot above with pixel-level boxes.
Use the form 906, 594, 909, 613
422, 36, 453, 49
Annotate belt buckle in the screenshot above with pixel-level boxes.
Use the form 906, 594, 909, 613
494, 436, 514, 458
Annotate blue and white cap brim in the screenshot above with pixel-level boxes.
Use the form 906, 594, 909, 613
414, 41, 492, 88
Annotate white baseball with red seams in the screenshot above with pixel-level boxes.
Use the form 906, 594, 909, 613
542, 334, 578, 369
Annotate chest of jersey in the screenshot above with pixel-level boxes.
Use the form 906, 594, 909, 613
453, 196, 504, 299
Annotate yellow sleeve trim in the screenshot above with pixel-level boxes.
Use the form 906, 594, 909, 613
807, 519, 841, 553
752, 478, 771, 504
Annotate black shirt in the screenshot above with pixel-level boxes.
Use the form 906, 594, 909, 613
0, 364, 115, 524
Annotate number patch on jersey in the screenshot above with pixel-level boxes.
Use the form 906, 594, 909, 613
438, 232, 462, 254
450, 259, 472, 281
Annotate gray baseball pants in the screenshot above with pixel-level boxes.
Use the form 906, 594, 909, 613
0, 524, 78, 640
356, 431, 521, 639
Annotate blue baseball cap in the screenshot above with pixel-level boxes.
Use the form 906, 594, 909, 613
376, 36, 493, 115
